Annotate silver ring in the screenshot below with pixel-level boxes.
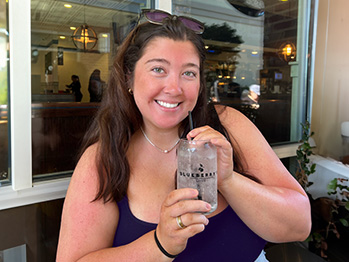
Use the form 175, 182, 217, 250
176, 215, 186, 229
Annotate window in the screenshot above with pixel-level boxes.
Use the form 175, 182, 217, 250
1, 0, 317, 211
30, 0, 154, 178
173, 0, 314, 145
0, 0, 9, 185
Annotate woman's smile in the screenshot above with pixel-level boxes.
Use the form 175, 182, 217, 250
155, 100, 181, 109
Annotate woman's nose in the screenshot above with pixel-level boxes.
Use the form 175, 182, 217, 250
164, 75, 183, 95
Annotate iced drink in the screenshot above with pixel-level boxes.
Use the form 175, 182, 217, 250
177, 139, 217, 215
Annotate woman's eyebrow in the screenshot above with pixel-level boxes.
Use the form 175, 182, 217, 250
145, 59, 199, 69
185, 62, 200, 69
145, 58, 169, 64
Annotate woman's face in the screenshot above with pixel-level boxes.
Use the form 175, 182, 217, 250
132, 37, 201, 130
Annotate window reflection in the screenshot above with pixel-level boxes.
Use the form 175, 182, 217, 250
0, 0, 9, 184
31, 0, 153, 177
174, 0, 299, 144
30, 0, 305, 178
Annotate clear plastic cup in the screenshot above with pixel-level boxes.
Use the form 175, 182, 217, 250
176, 139, 217, 215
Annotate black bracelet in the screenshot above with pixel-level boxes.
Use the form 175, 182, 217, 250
154, 230, 178, 259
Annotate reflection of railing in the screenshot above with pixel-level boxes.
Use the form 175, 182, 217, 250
0, 104, 7, 122
32, 93, 75, 103
32, 102, 99, 177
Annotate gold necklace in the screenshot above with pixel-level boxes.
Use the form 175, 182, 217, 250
140, 126, 180, 154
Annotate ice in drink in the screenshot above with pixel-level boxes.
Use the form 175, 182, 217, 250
177, 139, 217, 215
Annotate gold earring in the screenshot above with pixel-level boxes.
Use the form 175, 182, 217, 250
128, 88, 133, 95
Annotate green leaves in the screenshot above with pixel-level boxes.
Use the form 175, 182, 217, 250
202, 23, 244, 44
297, 120, 349, 257
327, 178, 338, 195
326, 178, 349, 229
340, 218, 349, 227
295, 121, 316, 189
310, 164, 316, 174
327, 178, 349, 200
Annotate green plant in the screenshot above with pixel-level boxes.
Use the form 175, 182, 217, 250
327, 178, 349, 227
295, 122, 349, 260
308, 178, 349, 259
295, 121, 316, 190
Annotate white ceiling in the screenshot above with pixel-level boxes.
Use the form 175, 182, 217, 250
30, 0, 297, 48
31, 0, 143, 46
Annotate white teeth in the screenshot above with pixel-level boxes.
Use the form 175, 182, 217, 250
156, 100, 179, 108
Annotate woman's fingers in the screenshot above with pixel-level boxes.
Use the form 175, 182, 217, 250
187, 126, 213, 140
163, 188, 198, 207
179, 212, 209, 228
157, 189, 211, 255
163, 189, 212, 217
187, 126, 231, 150
171, 199, 211, 218
186, 125, 234, 189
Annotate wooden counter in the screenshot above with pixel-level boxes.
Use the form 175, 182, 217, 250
32, 94, 75, 103
32, 102, 100, 176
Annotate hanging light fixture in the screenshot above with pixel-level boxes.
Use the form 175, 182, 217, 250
72, 5, 98, 51
278, 41, 296, 62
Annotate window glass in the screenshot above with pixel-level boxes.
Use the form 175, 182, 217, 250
31, 0, 154, 178
0, 198, 64, 260
173, 0, 308, 144
0, 0, 9, 184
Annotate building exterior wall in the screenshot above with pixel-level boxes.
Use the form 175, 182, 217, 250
312, 0, 349, 160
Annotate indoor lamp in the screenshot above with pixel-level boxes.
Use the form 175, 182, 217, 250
72, 23, 98, 51
278, 42, 296, 62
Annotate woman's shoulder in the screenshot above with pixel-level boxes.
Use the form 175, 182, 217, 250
58, 142, 119, 261
77, 143, 99, 168
69, 143, 101, 191
214, 104, 250, 126
67, 142, 118, 213
213, 104, 264, 145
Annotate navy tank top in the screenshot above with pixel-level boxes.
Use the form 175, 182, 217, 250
113, 197, 266, 261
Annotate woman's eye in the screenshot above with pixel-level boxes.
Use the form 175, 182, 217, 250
183, 71, 197, 77
152, 67, 164, 74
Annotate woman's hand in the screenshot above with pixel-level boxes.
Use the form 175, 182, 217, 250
156, 188, 210, 256
187, 126, 234, 188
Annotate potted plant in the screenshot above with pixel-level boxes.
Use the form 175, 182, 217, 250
295, 121, 349, 260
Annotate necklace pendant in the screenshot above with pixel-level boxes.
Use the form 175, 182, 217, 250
140, 126, 180, 154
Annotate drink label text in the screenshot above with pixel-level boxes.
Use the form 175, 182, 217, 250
179, 171, 216, 178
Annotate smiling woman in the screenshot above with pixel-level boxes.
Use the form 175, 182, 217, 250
0, 0, 319, 261
57, 10, 311, 262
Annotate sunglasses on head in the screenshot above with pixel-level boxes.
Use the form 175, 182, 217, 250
140, 9, 204, 34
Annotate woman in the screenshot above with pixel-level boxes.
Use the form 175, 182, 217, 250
57, 9, 311, 261
88, 69, 105, 102
66, 75, 83, 102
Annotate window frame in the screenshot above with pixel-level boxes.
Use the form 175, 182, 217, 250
0, 0, 317, 211
8, 0, 32, 191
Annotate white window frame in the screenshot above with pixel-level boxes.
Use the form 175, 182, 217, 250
9, 0, 31, 191
0, 0, 70, 211
0, 0, 315, 211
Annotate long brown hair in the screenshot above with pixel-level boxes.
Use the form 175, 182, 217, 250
80, 18, 250, 203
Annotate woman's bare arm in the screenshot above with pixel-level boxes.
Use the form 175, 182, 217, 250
187, 106, 311, 243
